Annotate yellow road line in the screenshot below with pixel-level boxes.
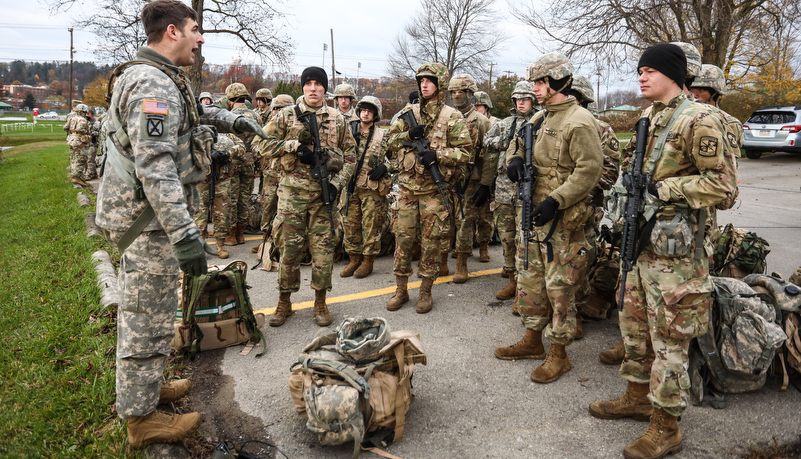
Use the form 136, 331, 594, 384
254, 267, 503, 315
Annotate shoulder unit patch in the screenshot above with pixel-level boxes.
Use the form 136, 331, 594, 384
698, 136, 719, 157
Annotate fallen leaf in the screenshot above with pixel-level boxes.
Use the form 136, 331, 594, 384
579, 378, 590, 383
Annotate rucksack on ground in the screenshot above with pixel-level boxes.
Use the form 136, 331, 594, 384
689, 276, 786, 408
711, 223, 770, 278
289, 317, 426, 458
578, 226, 620, 320
171, 260, 265, 358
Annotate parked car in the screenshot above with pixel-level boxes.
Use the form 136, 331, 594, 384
37, 111, 59, 120
742, 105, 801, 159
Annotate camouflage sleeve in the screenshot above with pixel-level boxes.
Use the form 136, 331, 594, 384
257, 108, 298, 159
477, 117, 496, 186
507, 112, 545, 165
198, 104, 240, 134
331, 114, 357, 191
599, 123, 621, 190
76, 118, 92, 135
550, 120, 603, 209
483, 117, 506, 151
385, 115, 410, 174
439, 111, 471, 167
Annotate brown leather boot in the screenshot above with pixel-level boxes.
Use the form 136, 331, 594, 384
623, 408, 682, 459
224, 231, 238, 246
589, 381, 653, 422
354, 255, 374, 278
313, 289, 332, 326
215, 238, 229, 259
454, 253, 469, 284
494, 328, 546, 360
158, 379, 191, 404
496, 270, 517, 300
479, 242, 490, 262
600, 339, 626, 365
438, 252, 450, 276
126, 410, 202, 450
387, 276, 410, 311
574, 315, 584, 340
235, 224, 245, 244
530, 344, 572, 383
269, 292, 293, 327
512, 291, 520, 316
416, 277, 434, 314
340, 253, 362, 278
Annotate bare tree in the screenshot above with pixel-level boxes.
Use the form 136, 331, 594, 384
47, 0, 293, 92
386, 0, 508, 81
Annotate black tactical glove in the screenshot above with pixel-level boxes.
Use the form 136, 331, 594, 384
368, 164, 388, 181
298, 127, 313, 145
648, 182, 660, 198
408, 125, 425, 141
472, 184, 491, 207
211, 150, 230, 165
174, 235, 217, 277
419, 150, 437, 168
297, 144, 315, 164
327, 182, 339, 200
532, 196, 559, 227
506, 157, 524, 183
234, 116, 268, 139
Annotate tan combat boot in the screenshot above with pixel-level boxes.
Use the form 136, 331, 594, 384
454, 253, 469, 284
340, 253, 362, 278
354, 255, 375, 278
416, 277, 434, 314
235, 224, 245, 245
438, 252, 450, 276
600, 339, 626, 365
494, 328, 546, 360
623, 408, 682, 459
158, 379, 191, 404
224, 231, 238, 246
589, 381, 653, 422
313, 289, 332, 326
387, 276, 410, 311
512, 290, 520, 316
496, 270, 517, 300
126, 410, 202, 450
530, 343, 572, 383
215, 238, 229, 259
574, 315, 584, 340
269, 292, 293, 327
479, 242, 490, 262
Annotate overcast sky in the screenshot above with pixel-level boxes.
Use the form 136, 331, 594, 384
0, 0, 634, 96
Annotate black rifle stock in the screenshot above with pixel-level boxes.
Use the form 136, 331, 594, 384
618, 117, 651, 311
517, 123, 536, 269
399, 110, 452, 213
300, 111, 336, 234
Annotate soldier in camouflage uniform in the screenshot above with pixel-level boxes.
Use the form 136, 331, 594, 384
588, 44, 737, 459
254, 88, 273, 121
333, 83, 359, 123
225, 83, 263, 247
474, 91, 500, 125
339, 96, 391, 279
496, 53, 603, 385
198, 91, 213, 106
94, 0, 266, 448
85, 108, 102, 179
449, 74, 492, 283
484, 81, 538, 305
385, 62, 472, 313
259, 66, 356, 327
64, 103, 92, 186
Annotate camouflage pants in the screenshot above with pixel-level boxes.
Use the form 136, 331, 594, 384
342, 187, 388, 256
69, 144, 88, 179
260, 171, 281, 233
493, 202, 517, 273
454, 180, 493, 253
516, 216, 590, 346
84, 144, 97, 177
619, 251, 713, 417
274, 185, 339, 292
114, 230, 179, 419
394, 187, 448, 279
193, 178, 234, 236
232, 173, 255, 230
439, 190, 456, 254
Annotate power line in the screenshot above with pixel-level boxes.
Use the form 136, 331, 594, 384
0, 23, 87, 31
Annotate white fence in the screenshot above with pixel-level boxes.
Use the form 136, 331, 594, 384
0, 122, 57, 133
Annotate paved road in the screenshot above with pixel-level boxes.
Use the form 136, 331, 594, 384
209, 152, 801, 459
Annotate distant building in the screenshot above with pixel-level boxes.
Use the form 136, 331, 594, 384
7, 84, 56, 99
600, 104, 641, 116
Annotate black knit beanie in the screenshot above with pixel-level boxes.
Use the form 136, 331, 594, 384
301, 66, 328, 94
637, 44, 687, 89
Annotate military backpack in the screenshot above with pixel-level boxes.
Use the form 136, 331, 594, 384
711, 223, 770, 278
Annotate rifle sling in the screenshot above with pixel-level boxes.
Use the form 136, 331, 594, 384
349, 125, 375, 194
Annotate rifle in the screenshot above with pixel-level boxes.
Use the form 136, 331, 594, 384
618, 117, 651, 311
517, 122, 537, 270
299, 109, 336, 234
207, 148, 230, 236
399, 110, 452, 213
344, 124, 375, 217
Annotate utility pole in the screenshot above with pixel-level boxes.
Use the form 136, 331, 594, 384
322, 43, 327, 68
488, 62, 496, 91
356, 62, 361, 96
330, 29, 336, 90
68, 27, 73, 108
503, 70, 514, 79
596, 66, 602, 111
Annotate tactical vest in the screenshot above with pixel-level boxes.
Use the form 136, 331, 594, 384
279, 104, 344, 179
397, 104, 460, 186
353, 127, 390, 195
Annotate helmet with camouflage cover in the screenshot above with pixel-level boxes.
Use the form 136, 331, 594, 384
511, 80, 536, 101
71, 99, 82, 108
335, 317, 390, 364
213, 133, 235, 152
669, 42, 702, 79
75, 104, 89, 114
356, 95, 383, 121
333, 83, 356, 100
271, 94, 294, 109
526, 52, 574, 83
448, 73, 478, 94
474, 91, 493, 109
225, 82, 250, 101
690, 64, 727, 96
572, 75, 595, 104
255, 88, 273, 100
416, 62, 450, 100
198, 91, 213, 102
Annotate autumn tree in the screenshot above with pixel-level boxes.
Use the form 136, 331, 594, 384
489, 74, 522, 120
83, 76, 110, 108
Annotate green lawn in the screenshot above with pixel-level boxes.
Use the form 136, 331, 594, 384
0, 142, 138, 457
1, 115, 67, 147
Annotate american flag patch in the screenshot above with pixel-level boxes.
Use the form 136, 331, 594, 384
143, 100, 168, 115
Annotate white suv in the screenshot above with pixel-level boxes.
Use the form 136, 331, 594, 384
742, 106, 801, 159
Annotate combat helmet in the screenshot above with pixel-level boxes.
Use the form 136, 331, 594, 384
356, 95, 383, 121
75, 104, 89, 114
255, 88, 273, 100
335, 317, 390, 364
333, 83, 356, 100
511, 81, 536, 100
448, 73, 478, 94
527, 52, 574, 102
669, 42, 702, 80
213, 133, 235, 152
270, 94, 295, 110
198, 92, 213, 103
690, 64, 727, 97
572, 75, 595, 104
225, 82, 250, 101
416, 62, 450, 100
474, 91, 493, 109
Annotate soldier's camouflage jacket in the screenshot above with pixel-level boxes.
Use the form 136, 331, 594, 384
230, 105, 262, 175
460, 105, 493, 186
595, 118, 621, 195
351, 124, 391, 195
485, 108, 536, 205
65, 114, 91, 146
